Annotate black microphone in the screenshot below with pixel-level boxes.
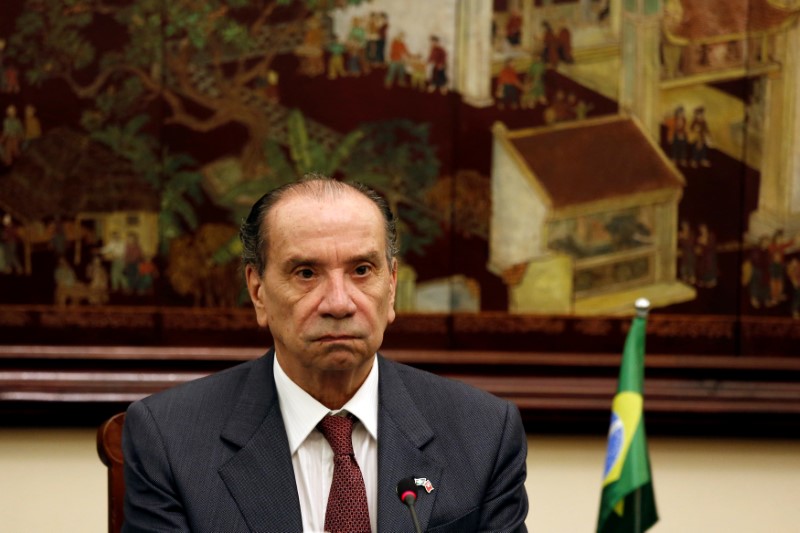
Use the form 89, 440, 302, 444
396, 477, 423, 533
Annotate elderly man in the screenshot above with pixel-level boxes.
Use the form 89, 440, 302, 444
122, 176, 528, 532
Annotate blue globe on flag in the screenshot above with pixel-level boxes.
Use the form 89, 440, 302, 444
603, 412, 624, 479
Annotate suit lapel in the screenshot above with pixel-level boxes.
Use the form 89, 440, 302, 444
377, 356, 443, 533
217, 351, 303, 532
214, 352, 444, 532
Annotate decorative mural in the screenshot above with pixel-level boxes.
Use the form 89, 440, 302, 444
0, 0, 799, 354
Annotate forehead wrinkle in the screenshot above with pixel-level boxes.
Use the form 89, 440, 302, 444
272, 195, 374, 234
267, 190, 389, 265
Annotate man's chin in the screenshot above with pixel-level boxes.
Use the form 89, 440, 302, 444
316, 343, 372, 367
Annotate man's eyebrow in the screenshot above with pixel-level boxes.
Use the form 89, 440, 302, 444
353, 250, 383, 264
282, 251, 384, 270
283, 257, 320, 270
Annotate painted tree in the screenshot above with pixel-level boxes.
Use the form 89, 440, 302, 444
8, 0, 367, 175
218, 108, 364, 222
427, 170, 491, 241
215, 111, 443, 261
208, 107, 365, 267
343, 119, 442, 256
167, 222, 241, 307
9, 1, 442, 286
241, 113, 444, 258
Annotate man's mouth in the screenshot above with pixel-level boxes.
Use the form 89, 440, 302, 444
316, 335, 358, 342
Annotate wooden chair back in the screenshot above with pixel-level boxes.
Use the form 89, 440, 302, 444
97, 412, 126, 533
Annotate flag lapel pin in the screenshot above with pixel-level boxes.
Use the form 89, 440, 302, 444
414, 477, 434, 493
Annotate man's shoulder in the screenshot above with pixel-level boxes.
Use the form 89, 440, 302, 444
378, 356, 525, 469
380, 356, 511, 413
136, 355, 267, 416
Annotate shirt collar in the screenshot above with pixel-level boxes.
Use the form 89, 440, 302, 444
273, 353, 379, 454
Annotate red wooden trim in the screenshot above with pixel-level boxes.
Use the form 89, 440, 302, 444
2, 345, 800, 431
3, 345, 800, 371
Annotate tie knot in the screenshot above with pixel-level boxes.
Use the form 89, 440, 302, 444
318, 414, 355, 456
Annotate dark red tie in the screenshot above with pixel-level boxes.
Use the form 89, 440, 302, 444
317, 414, 371, 533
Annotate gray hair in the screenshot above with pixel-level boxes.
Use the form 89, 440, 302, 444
239, 174, 398, 277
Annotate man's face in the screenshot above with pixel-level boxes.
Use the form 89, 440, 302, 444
246, 190, 397, 383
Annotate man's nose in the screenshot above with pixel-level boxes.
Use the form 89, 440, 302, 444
318, 273, 357, 317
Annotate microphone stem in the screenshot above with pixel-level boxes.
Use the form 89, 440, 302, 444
407, 502, 423, 533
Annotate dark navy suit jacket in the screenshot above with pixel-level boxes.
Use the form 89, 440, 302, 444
122, 351, 528, 532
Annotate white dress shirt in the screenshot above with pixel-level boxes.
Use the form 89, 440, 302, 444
274, 354, 379, 533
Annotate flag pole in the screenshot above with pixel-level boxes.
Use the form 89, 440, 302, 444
634, 487, 642, 533
634, 297, 650, 319
633, 297, 650, 533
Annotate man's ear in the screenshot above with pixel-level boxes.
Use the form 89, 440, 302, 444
245, 264, 269, 328
387, 258, 397, 324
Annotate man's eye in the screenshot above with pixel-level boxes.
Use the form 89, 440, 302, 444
297, 268, 314, 279
354, 265, 371, 276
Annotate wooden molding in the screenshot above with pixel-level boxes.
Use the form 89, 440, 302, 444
2, 345, 799, 435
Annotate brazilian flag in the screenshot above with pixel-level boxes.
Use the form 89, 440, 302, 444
597, 302, 658, 533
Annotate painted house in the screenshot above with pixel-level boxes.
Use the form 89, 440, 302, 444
490, 114, 696, 315
0, 128, 159, 270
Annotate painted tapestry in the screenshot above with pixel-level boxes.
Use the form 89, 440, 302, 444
0, 0, 799, 354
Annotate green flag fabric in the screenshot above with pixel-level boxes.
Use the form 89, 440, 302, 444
597, 310, 658, 533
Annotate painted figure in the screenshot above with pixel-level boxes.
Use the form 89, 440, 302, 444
101, 231, 127, 292
54, 257, 77, 292
521, 55, 547, 109
346, 16, 369, 76
366, 12, 380, 65
665, 105, 688, 166
1, 214, 23, 275
296, 15, 325, 76
86, 254, 110, 304
496, 59, 523, 110
124, 232, 144, 291
565, 93, 580, 121
678, 220, 696, 284
787, 258, 800, 319
137, 255, 158, 295
541, 20, 574, 66
0, 38, 6, 93
695, 223, 718, 288
384, 31, 409, 88
1, 105, 24, 165
689, 106, 712, 167
541, 21, 560, 66
327, 36, 347, 80
55, 256, 106, 306
24, 104, 42, 147
767, 230, 794, 306
427, 35, 448, 95
4, 63, 20, 93
407, 53, 427, 91
49, 217, 68, 258
375, 12, 389, 65
745, 236, 771, 308
557, 25, 574, 63
573, 99, 594, 120
506, 8, 523, 47
544, 89, 570, 124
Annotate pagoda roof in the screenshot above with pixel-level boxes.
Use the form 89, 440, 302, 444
666, 0, 799, 40
504, 116, 684, 210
